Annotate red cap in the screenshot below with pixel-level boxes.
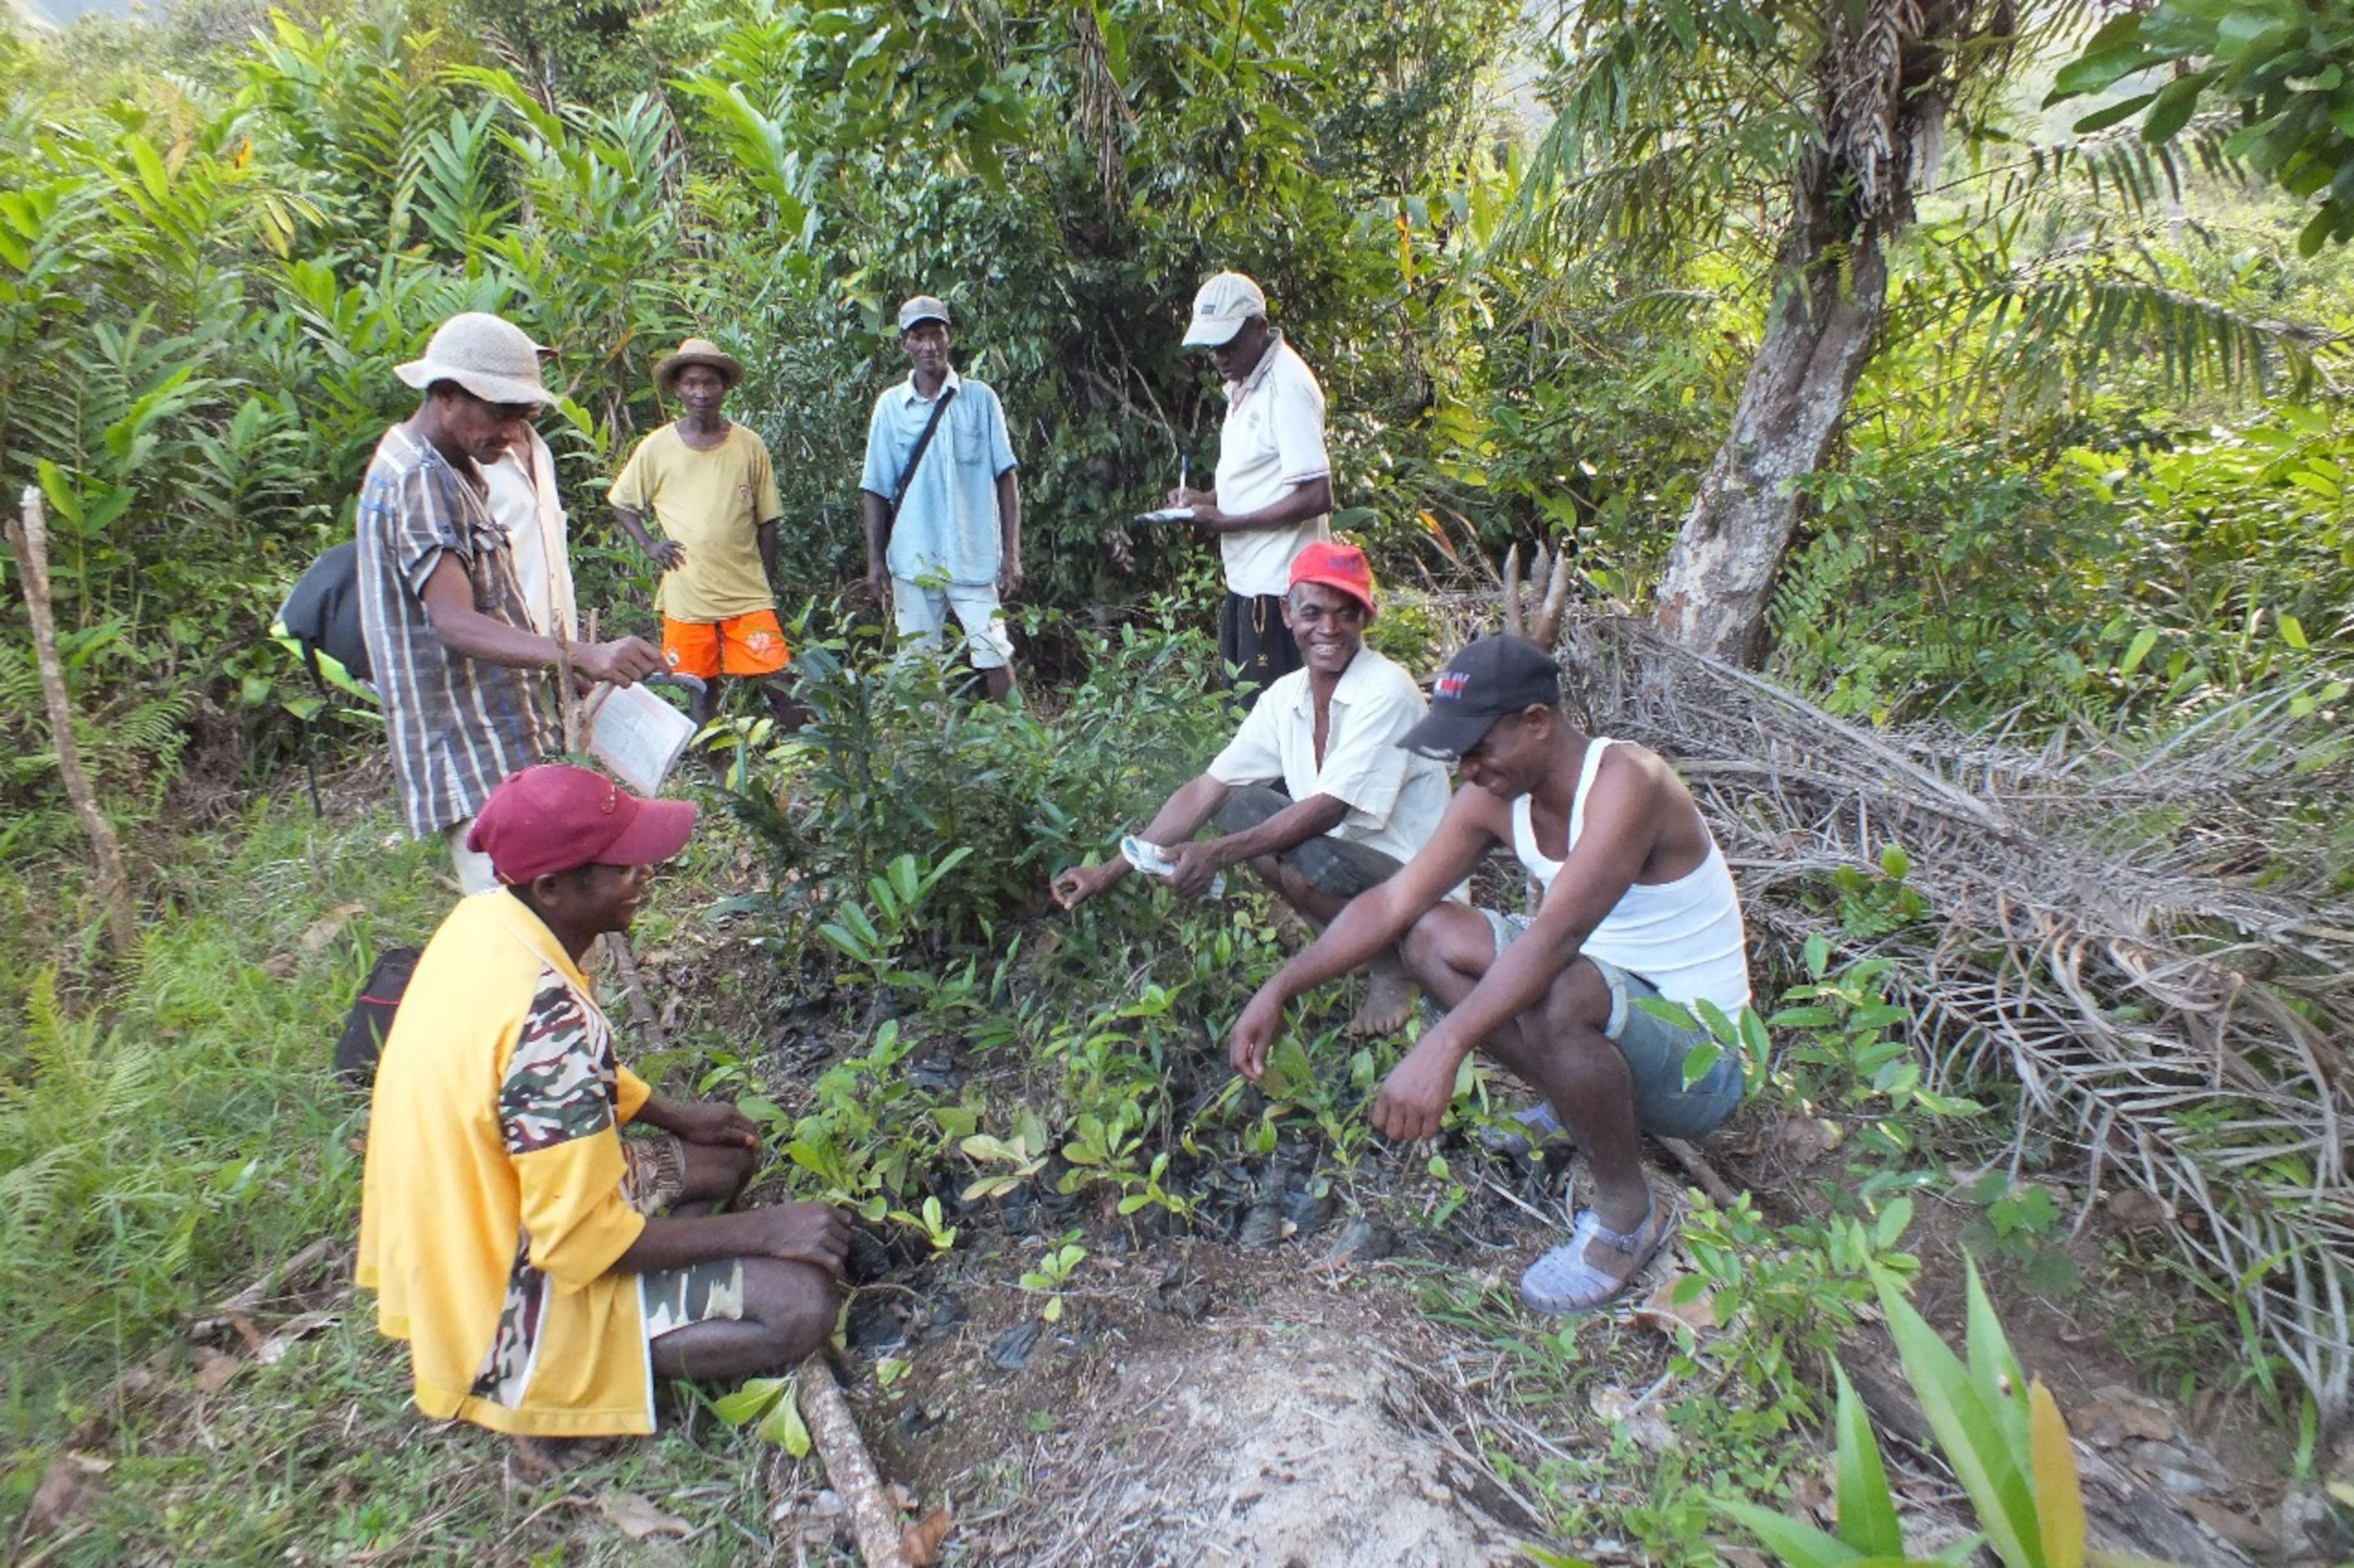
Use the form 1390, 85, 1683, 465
466, 764, 699, 885
1288, 540, 1377, 618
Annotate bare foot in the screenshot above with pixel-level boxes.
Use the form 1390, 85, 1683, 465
1345, 959, 1416, 1038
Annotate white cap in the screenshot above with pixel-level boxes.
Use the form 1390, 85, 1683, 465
1181, 271, 1267, 349
897, 295, 951, 333
393, 313, 550, 405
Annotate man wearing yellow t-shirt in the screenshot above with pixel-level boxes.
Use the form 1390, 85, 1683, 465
611, 338, 800, 730
358, 764, 846, 1452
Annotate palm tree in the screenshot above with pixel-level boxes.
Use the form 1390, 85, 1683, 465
1515, 0, 2311, 665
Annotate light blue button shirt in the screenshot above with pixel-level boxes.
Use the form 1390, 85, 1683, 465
860, 370, 1018, 586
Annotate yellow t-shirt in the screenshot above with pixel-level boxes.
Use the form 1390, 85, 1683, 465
356, 891, 660, 1437
608, 423, 784, 623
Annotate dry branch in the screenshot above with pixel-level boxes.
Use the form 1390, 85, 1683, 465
7, 487, 137, 959
796, 1357, 912, 1567
1544, 613, 2354, 1421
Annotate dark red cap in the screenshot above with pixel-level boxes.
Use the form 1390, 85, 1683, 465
1288, 540, 1377, 618
466, 764, 698, 885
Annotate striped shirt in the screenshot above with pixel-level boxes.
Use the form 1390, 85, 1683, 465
356, 425, 557, 838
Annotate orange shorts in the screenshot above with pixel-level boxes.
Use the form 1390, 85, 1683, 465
663, 609, 790, 680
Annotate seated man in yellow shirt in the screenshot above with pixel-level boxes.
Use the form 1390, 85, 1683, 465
358, 764, 844, 1454
611, 338, 802, 730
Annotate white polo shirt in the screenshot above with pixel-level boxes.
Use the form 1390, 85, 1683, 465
1212, 334, 1331, 598
1206, 646, 1450, 866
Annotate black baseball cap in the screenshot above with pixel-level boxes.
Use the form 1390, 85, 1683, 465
1398, 634, 1563, 759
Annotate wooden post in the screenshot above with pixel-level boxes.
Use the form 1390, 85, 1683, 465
7, 487, 136, 959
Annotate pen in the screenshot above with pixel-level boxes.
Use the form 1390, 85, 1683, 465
1179, 455, 1188, 499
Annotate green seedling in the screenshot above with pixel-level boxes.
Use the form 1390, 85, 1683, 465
887, 1194, 959, 1255
712, 1374, 812, 1457
1018, 1235, 1089, 1324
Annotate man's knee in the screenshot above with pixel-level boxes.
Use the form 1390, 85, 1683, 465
1400, 904, 1492, 992
1542, 957, 1618, 1042
1212, 784, 1289, 836
744, 1257, 839, 1361
680, 1140, 755, 1204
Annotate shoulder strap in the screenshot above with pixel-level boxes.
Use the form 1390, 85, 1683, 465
885, 384, 958, 520
1566, 738, 1615, 851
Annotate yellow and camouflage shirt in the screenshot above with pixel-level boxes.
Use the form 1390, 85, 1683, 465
357, 891, 660, 1437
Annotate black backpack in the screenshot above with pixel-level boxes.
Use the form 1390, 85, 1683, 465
276, 541, 373, 691
335, 946, 420, 1088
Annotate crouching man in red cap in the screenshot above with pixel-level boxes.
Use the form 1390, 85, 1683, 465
1051, 542, 1453, 1035
358, 764, 844, 1458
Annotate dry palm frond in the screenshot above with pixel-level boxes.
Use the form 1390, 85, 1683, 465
1549, 614, 2354, 1421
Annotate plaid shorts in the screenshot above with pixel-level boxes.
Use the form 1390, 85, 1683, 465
619, 1133, 687, 1216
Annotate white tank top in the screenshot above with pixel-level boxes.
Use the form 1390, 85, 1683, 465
1510, 739, 1752, 1010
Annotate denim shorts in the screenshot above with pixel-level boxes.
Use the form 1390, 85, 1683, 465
1479, 909, 1744, 1139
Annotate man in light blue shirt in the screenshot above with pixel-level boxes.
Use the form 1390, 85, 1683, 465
859, 295, 1023, 701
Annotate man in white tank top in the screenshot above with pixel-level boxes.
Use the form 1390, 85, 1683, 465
1228, 634, 1751, 1314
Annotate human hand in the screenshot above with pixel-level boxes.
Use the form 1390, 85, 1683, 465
576, 636, 665, 686
1163, 485, 1213, 510
659, 1099, 759, 1150
864, 566, 892, 612
1050, 861, 1123, 911
647, 539, 686, 572
999, 560, 1024, 599
1167, 840, 1225, 900
748, 1201, 851, 1276
1228, 989, 1286, 1082
1369, 1033, 1464, 1142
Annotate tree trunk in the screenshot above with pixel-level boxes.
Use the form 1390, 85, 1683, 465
1651, 235, 1888, 666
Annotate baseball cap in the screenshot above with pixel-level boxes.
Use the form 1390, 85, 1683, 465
1397, 635, 1563, 759
394, 313, 551, 406
466, 764, 699, 885
1288, 540, 1377, 618
897, 295, 951, 333
1182, 271, 1267, 349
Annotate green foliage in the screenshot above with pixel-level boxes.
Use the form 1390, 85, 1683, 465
0, 806, 450, 1430
731, 609, 1232, 948
1721, 1260, 2174, 1568
2053, 0, 2354, 256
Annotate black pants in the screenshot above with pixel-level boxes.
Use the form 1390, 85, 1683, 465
1218, 592, 1301, 710
1212, 785, 1405, 898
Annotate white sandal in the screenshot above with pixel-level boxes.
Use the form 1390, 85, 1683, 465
1519, 1196, 1668, 1315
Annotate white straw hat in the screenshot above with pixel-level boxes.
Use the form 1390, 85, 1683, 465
393, 313, 551, 405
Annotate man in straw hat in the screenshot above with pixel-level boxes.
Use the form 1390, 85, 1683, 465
859, 294, 1024, 700
358, 311, 665, 893
612, 338, 799, 731
359, 764, 846, 1455
1166, 270, 1332, 709
1228, 634, 1751, 1313
1053, 542, 1448, 1035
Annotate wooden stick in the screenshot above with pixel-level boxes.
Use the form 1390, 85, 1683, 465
8, 487, 136, 959
1660, 1136, 1741, 1211
603, 930, 663, 1044
1533, 544, 1574, 647
795, 1358, 910, 1568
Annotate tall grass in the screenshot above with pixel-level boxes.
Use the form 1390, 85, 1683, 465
0, 803, 449, 1436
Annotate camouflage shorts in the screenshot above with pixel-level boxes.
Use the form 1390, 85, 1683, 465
620, 1133, 687, 1216
641, 1257, 748, 1340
